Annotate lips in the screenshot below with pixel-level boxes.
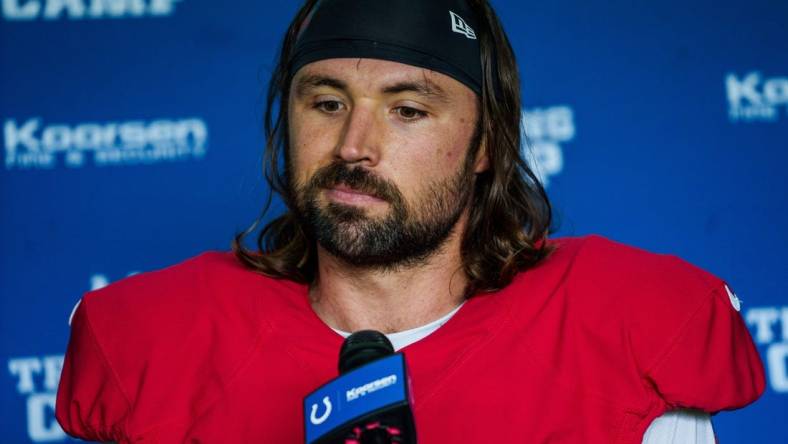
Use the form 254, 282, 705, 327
326, 183, 386, 204
332, 183, 378, 197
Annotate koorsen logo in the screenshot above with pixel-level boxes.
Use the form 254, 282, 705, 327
521, 105, 576, 187
746, 305, 788, 393
3, 117, 208, 170
345, 374, 397, 402
726, 71, 788, 123
2, 0, 182, 20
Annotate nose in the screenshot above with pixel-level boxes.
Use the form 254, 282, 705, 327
334, 102, 380, 166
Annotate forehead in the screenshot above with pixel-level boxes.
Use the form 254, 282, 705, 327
291, 58, 476, 100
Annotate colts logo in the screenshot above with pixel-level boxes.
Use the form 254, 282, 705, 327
449, 11, 476, 40
309, 396, 333, 425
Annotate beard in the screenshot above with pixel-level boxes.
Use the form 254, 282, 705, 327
290, 154, 476, 270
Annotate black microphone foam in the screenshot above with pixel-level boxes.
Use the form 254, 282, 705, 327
338, 330, 395, 374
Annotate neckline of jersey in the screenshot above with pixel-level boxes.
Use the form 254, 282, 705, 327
329, 301, 467, 351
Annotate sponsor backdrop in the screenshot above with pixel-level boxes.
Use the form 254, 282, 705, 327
1, 0, 786, 442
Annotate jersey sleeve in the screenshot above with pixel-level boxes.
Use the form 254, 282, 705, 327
574, 236, 766, 414
643, 280, 765, 412
56, 296, 131, 442
55, 252, 266, 442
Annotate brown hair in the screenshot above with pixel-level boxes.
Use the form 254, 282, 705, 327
233, 0, 554, 296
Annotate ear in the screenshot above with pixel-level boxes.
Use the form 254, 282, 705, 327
473, 135, 490, 173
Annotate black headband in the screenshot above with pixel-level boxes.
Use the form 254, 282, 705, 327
289, 0, 484, 95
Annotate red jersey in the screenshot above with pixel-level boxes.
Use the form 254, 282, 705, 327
55, 235, 765, 443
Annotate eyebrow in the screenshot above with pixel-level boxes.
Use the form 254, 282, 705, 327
382, 79, 451, 103
294, 74, 348, 97
294, 74, 451, 104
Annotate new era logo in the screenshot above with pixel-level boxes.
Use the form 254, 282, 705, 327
450, 11, 476, 39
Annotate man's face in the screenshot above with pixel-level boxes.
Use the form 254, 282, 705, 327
287, 58, 487, 268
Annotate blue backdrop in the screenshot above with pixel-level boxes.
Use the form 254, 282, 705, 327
1, 0, 786, 442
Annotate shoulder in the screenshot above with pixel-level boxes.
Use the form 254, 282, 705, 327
78, 251, 306, 364
59, 251, 307, 439
528, 234, 730, 375
544, 234, 722, 306
67, 252, 298, 429
81, 251, 301, 330
539, 235, 764, 411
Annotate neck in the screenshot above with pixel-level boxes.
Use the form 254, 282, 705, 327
309, 214, 469, 334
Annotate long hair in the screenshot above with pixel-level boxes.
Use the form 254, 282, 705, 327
233, 0, 554, 296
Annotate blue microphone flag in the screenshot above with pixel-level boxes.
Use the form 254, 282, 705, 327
303, 353, 410, 443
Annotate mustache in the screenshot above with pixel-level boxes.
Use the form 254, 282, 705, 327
308, 162, 401, 203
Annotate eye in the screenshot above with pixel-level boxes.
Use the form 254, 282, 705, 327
394, 106, 428, 121
314, 100, 345, 114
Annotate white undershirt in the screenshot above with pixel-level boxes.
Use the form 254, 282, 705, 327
331, 303, 715, 443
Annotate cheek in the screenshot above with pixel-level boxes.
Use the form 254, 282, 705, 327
420, 126, 472, 167
441, 146, 464, 163
287, 132, 309, 186
388, 134, 467, 196
288, 114, 335, 184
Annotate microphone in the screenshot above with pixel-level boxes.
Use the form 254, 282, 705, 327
303, 330, 418, 444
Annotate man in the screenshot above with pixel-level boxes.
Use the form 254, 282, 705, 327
56, 1, 765, 443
